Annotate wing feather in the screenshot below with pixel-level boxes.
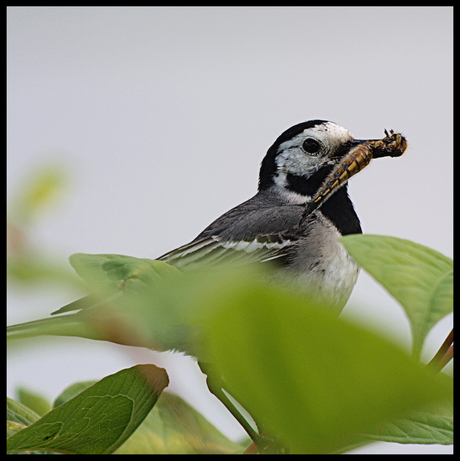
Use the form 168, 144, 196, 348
158, 234, 297, 270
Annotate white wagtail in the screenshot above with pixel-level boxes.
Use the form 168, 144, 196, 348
45, 119, 406, 320
8, 119, 407, 451
159, 119, 386, 310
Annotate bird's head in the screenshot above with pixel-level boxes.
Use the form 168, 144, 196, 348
258, 120, 361, 204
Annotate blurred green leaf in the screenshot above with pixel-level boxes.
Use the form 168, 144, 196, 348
69, 253, 182, 296
7, 253, 82, 288
340, 235, 453, 359
6, 162, 82, 296
6, 309, 105, 343
197, 273, 453, 453
8, 162, 69, 226
66, 253, 195, 352
7, 365, 169, 454
117, 391, 247, 454
17, 388, 51, 417
7, 254, 188, 350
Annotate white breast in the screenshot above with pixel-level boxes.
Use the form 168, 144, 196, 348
278, 214, 360, 313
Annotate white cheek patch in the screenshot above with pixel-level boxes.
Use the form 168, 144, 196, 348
275, 147, 320, 176
274, 122, 354, 179
273, 144, 325, 205
272, 121, 355, 204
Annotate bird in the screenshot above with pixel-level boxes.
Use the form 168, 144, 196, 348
158, 119, 366, 311
8, 119, 408, 340
7, 119, 407, 452
156, 118, 378, 449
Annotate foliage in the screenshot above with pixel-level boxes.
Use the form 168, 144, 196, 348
7, 365, 168, 454
340, 234, 453, 359
7, 164, 453, 454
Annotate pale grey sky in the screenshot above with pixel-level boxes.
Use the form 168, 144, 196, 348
7, 7, 453, 453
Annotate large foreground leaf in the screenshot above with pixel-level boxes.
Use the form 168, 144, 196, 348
7, 365, 169, 454
197, 274, 453, 453
340, 235, 453, 358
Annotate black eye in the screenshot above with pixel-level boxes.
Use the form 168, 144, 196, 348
302, 138, 321, 154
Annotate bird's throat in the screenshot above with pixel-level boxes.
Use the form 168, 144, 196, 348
285, 165, 334, 197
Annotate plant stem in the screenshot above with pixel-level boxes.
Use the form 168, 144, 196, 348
434, 345, 453, 372
205, 376, 260, 443
427, 328, 453, 372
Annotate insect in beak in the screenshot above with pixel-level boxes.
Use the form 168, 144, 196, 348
299, 129, 408, 226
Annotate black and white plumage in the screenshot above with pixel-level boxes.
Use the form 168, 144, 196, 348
159, 120, 365, 311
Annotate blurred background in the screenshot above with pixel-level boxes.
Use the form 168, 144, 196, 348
7, 7, 452, 453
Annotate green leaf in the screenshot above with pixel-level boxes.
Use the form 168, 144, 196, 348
7, 254, 187, 351
7, 254, 82, 288
66, 253, 196, 352
196, 270, 453, 453
53, 381, 97, 408
51, 384, 246, 453
7, 398, 53, 453
6, 259, 454, 452
7, 420, 28, 440
6, 309, 106, 343
7, 398, 39, 441
7, 397, 41, 427
117, 391, 247, 454
340, 235, 453, 358
8, 162, 69, 226
7, 365, 169, 454
17, 388, 52, 417
69, 253, 182, 296
367, 400, 453, 445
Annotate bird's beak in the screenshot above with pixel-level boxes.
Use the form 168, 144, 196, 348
347, 132, 407, 159
299, 130, 407, 224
